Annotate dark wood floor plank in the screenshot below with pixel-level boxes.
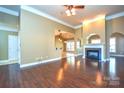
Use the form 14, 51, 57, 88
0, 56, 124, 88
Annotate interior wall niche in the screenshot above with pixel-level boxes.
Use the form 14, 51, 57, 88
110, 32, 124, 55
87, 34, 101, 44
0, 5, 20, 62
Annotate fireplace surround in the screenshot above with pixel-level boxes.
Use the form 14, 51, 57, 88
85, 48, 101, 60
83, 44, 105, 61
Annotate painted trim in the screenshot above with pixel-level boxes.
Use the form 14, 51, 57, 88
83, 44, 105, 61
0, 7, 19, 16
0, 60, 9, 63
0, 23, 17, 32
110, 54, 124, 57
74, 24, 82, 29
20, 61, 42, 68
0, 60, 18, 66
82, 12, 124, 27
21, 6, 124, 29
106, 12, 124, 20
83, 15, 105, 25
0, 25, 17, 32
86, 33, 99, 40
21, 5, 74, 29
74, 53, 83, 57
20, 53, 83, 68
20, 57, 62, 68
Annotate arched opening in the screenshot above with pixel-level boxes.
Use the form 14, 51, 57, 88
87, 34, 101, 44
110, 32, 124, 56
55, 30, 75, 57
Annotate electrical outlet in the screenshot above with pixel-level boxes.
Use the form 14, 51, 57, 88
46, 56, 48, 59
40, 56, 43, 60
35, 57, 40, 61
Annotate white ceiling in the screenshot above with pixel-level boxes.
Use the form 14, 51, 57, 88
30, 5, 124, 27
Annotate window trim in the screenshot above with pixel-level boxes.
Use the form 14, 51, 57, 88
91, 39, 101, 44
110, 37, 116, 53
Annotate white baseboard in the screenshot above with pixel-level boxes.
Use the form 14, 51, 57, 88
74, 53, 83, 57
0, 60, 18, 66
102, 58, 110, 62
20, 53, 83, 68
105, 58, 110, 61
20, 57, 62, 68
110, 54, 124, 57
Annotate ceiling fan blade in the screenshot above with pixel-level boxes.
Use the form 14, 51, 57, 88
74, 5, 85, 9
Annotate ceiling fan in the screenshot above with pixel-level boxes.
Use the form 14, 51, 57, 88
64, 5, 85, 16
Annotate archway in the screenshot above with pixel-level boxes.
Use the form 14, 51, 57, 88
54, 30, 75, 57
87, 34, 101, 44
110, 32, 124, 56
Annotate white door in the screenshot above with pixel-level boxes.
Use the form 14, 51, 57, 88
8, 35, 18, 61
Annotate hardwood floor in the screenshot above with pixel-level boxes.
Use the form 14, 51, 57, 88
0, 55, 124, 88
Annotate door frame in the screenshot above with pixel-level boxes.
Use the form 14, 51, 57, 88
8, 34, 21, 64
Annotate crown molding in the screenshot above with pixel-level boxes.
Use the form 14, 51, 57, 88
0, 7, 19, 16
74, 24, 82, 29
21, 5, 75, 29
106, 12, 124, 20
74, 12, 124, 29
21, 5, 124, 29
75, 12, 124, 29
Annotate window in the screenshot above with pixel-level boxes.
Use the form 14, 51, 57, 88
66, 41, 75, 51
110, 37, 116, 52
76, 41, 80, 49
91, 39, 101, 44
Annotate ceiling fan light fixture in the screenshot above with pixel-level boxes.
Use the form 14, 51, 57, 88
71, 9, 76, 15
65, 8, 75, 16
64, 5, 84, 16
71, 8, 76, 15
65, 9, 71, 16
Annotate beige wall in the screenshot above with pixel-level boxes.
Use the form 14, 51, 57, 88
0, 12, 18, 29
106, 16, 124, 57
0, 30, 18, 60
20, 10, 74, 64
74, 16, 124, 59
83, 18, 105, 44
75, 27, 83, 46
74, 27, 83, 54
82, 18, 106, 59
0, 8, 19, 61
55, 36, 64, 50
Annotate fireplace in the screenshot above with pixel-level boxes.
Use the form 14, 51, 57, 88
83, 44, 104, 61
86, 48, 101, 60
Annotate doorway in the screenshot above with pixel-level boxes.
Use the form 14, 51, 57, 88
8, 35, 18, 61
109, 32, 124, 57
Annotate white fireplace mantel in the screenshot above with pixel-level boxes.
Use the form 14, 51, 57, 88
83, 44, 105, 61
